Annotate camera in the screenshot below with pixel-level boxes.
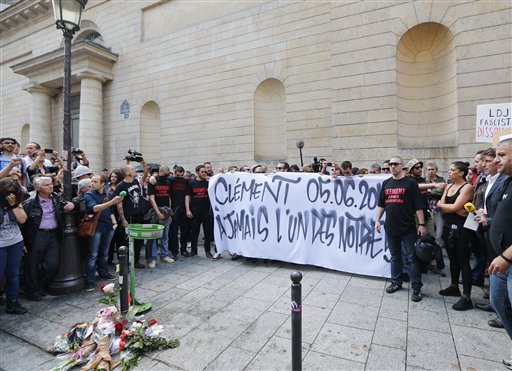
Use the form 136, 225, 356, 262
326, 162, 332, 167
125, 149, 143, 162
71, 147, 83, 155
312, 157, 320, 173
44, 148, 54, 154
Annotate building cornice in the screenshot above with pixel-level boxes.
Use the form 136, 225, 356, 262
0, 0, 51, 33
11, 40, 119, 88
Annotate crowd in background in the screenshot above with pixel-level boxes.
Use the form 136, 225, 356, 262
0, 136, 511, 367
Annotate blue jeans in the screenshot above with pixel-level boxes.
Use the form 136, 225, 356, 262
150, 216, 171, 260
387, 232, 422, 291
86, 227, 114, 284
0, 240, 24, 301
489, 269, 512, 339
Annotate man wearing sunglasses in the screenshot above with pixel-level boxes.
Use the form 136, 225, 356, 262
375, 156, 427, 302
0, 138, 26, 183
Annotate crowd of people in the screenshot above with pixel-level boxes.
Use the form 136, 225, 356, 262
0, 136, 511, 367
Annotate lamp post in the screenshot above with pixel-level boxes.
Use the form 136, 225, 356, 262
47, 0, 88, 295
296, 140, 304, 167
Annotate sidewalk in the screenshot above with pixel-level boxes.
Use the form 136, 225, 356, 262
0, 250, 510, 370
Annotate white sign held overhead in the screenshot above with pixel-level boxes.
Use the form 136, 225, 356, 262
476, 103, 511, 143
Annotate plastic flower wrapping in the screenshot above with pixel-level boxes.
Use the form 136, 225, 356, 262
49, 283, 179, 371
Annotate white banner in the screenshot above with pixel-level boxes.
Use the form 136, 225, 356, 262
209, 173, 392, 278
476, 103, 511, 143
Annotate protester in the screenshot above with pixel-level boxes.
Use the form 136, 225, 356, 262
375, 156, 427, 302
0, 178, 28, 314
437, 161, 475, 310
83, 175, 123, 292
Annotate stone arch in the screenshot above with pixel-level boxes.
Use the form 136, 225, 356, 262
397, 22, 457, 148
140, 101, 161, 163
254, 78, 286, 161
21, 123, 30, 146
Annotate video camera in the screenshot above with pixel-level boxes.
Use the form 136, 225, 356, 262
312, 157, 320, 173
125, 149, 143, 162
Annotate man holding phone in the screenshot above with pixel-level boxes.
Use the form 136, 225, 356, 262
0, 138, 26, 183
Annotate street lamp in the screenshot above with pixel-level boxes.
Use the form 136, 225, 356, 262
47, 0, 88, 295
296, 140, 304, 167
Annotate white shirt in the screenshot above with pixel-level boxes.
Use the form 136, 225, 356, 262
483, 172, 500, 213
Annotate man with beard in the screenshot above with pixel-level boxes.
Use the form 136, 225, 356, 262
186, 165, 213, 257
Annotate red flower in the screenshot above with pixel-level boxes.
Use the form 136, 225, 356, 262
119, 339, 126, 350
148, 319, 157, 326
115, 322, 124, 334
99, 283, 107, 292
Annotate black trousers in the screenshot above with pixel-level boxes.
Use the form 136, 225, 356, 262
24, 230, 59, 295
170, 206, 189, 255
190, 208, 213, 254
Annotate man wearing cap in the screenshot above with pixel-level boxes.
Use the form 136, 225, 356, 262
72, 165, 93, 198
407, 158, 447, 276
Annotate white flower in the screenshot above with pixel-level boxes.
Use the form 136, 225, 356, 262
148, 324, 163, 337
102, 283, 115, 293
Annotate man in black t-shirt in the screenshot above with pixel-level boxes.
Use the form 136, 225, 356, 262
185, 164, 213, 257
375, 156, 427, 302
116, 165, 146, 268
147, 166, 174, 266
169, 166, 190, 257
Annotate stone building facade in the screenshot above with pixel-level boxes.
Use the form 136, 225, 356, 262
1, 0, 511, 172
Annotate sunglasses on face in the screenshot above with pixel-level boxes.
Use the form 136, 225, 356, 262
389, 162, 402, 167
412, 166, 423, 170
276, 167, 285, 170
382, 168, 390, 171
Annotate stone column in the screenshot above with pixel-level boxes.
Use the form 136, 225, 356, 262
77, 72, 106, 171
24, 84, 57, 148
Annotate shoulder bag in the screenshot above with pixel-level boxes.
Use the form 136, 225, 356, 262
77, 192, 108, 238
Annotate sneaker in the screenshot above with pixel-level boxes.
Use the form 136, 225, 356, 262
148, 260, 156, 269
99, 273, 116, 280
161, 256, 175, 263
439, 286, 461, 297
181, 251, 191, 258
386, 282, 402, 294
189, 251, 198, 257
134, 262, 145, 269
212, 253, 222, 261
84, 284, 95, 292
411, 289, 422, 302
6, 300, 28, 315
452, 297, 473, 311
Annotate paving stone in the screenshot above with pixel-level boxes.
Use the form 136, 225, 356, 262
201, 277, 231, 290
314, 276, 350, 294
151, 300, 193, 325
197, 313, 251, 339
185, 297, 229, 319
458, 354, 509, 371
311, 322, 372, 363
339, 285, 383, 308
242, 282, 289, 303
379, 296, 408, 322
276, 305, 331, 344
408, 307, 451, 333
245, 336, 308, 370
232, 311, 289, 352
304, 289, 340, 309
207, 285, 246, 303
347, 275, 386, 290
219, 296, 272, 322
204, 346, 255, 371
328, 301, 379, 330
372, 317, 407, 350
268, 291, 293, 315
149, 272, 192, 286
408, 295, 447, 313
407, 327, 459, 370
451, 324, 510, 362
148, 287, 190, 308
163, 311, 209, 338
366, 344, 406, 371
447, 306, 504, 332
0, 331, 56, 371
157, 329, 233, 370
178, 287, 215, 304
302, 350, 365, 371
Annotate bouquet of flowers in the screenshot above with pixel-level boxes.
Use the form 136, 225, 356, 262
49, 282, 179, 371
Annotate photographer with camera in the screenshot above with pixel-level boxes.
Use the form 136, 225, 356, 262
69, 147, 89, 168
0, 138, 26, 184
27, 149, 63, 178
